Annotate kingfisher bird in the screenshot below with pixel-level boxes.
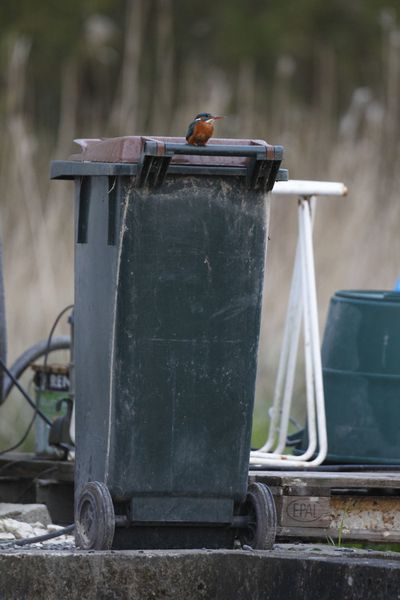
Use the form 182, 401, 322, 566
185, 113, 223, 146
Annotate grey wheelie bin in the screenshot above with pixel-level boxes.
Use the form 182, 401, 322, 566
51, 135, 286, 550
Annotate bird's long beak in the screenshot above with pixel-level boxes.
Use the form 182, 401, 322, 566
206, 116, 224, 123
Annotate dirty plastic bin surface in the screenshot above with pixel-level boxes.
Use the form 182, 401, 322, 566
51, 135, 285, 549
321, 290, 400, 464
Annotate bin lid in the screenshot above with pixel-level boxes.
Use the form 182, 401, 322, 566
51, 135, 287, 191
69, 135, 282, 167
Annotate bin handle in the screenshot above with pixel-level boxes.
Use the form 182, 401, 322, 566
136, 138, 284, 191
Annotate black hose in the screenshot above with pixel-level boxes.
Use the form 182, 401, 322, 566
2, 336, 71, 404
42, 306, 73, 373
0, 357, 52, 426
0, 524, 75, 548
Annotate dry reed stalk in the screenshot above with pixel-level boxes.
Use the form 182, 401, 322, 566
110, 0, 146, 135
150, 0, 174, 134
2, 16, 400, 445
5, 39, 60, 330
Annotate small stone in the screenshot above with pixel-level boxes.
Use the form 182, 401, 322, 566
47, 525, 63, 532
0, 533, 15, 541
0, 504, 51, 526
0, 518, 48, 540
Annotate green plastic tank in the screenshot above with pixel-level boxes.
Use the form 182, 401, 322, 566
321, 290, 400, 464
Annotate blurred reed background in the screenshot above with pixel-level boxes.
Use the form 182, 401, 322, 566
0, 0, 399, 447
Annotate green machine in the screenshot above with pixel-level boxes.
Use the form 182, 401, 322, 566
32, 364, 70, 458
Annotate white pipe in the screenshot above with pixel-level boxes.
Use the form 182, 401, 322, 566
272, 298, 302, 454
300, 197, 327, 464
287, 199, 318, 461
272, 180, 347, 197
284, 202, 317, 461
258, 195, 318, 458
260, 245, 302, 452
251, 203, 314, 464
250, 195, 329, 468
260, 242, 303, 453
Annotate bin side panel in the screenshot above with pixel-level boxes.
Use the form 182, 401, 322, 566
74, 176, 128, 497
108, 176, 267, 512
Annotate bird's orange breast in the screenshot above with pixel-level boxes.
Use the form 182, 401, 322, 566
187, 120, 214, 145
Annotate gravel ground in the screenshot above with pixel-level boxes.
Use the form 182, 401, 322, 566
0, 515, 75, 552
0, 540, 76, 552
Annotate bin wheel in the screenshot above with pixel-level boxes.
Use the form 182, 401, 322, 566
75, 481, 115, 550
238, 482, 277, 550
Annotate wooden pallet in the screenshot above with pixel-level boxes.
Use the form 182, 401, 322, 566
0, 453, 73, 482
251, 470, 400, 544
1, 454, 400, 543
0, 453, 74, 524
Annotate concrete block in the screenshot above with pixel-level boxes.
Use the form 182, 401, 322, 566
0, 503, 51, 526
0, 545, 399, 599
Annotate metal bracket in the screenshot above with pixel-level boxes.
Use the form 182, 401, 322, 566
136, 139, 173, 188
136, 139, 285, 191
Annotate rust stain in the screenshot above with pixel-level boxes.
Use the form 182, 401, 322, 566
330, 496, 400, 532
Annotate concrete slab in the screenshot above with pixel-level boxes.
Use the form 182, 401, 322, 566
0, 503, 51, 526
0, 544, 399, 600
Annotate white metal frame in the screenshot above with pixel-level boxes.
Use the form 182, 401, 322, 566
250, 180, 347, 468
